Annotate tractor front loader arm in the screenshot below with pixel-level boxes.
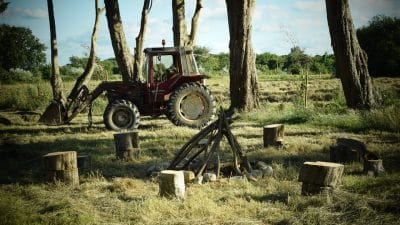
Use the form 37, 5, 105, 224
65, 82, 111, 124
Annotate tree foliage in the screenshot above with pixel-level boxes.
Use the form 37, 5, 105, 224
357, 15, 400, 77
0, 24, 46, 71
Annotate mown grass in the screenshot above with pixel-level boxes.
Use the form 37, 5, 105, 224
0, 76, 399, 225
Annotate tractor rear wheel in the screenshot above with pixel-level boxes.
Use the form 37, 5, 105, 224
167, 83, 216, 127
103, 100, 140, 131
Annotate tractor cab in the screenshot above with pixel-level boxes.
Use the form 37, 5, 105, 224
143, 46, 201, 85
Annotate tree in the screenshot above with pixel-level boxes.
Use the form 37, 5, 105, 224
0, 25, 46, 71
172, 0, 203, 47
47, 0, 65, 107
357, 16, 400, 77
283, 47, 310, 75
39, 0, 67, 125
104, 0, 134, 82
325, 0, 375, 109
0, 0, 9, 14
67, 0, 104, 102
226, 0, 259, 111
40, 0, 104, 124
133, 0, 151, 80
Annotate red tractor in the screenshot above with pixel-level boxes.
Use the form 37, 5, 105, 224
68, 46, 216, 131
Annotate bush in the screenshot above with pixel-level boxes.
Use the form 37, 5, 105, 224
0, 82, 52, 111
0, 68, 40, 84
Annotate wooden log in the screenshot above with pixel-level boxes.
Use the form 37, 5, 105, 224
363, 159, 385, 177
114, 131, 140, 160
43, 151, 79, 185
159, 170, 185, 199
299, 161, 344, 195
263, 124, 284, 147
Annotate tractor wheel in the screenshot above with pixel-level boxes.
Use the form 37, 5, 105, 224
103, 100, 140, 131
167, 83, 216, 127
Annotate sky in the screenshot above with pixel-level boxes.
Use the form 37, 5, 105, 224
1, 0, 399, 65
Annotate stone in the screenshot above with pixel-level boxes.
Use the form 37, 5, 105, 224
250, 169, 263, 179
229, 176, 248, 182
203, 173, 217, 182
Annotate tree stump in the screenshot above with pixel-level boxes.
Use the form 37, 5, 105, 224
263, 124, 284, 147
330, 138, 367, 163
183, 170, 195, 184
77, 155, 91, 172
363, 159, 385, 177
114, 131, 140, 160
43, 151, 79, 185
299, 161, 344, 195
159, 170, 185, 199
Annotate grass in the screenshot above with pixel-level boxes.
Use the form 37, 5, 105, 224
0, 76, 399, 225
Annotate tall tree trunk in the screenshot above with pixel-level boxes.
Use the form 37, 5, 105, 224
325, 0, 375, 109
47, 0, 65, 106
225, 0, 259, 112
67, 0, 104, 102
133, 0, 151, 80
104, 0, 135, 82
172, 0, 202, 47
39, 0, 67, 125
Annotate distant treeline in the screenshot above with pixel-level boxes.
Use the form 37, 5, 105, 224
194, 46, 336, 76
0, 15, 398, 84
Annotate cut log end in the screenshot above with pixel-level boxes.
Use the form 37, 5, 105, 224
263, 124, 284, 147
363, 159, 385, 177
159, 170, 185, 199
114, 131, 140, 160
42, 151, 79, 185
299, 161, 344, 195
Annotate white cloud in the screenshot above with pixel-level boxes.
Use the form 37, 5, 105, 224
14, 7, 47, 19
293, 1, 324, 12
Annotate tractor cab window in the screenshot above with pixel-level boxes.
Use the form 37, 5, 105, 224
152, 54, 176, 83
181, 51, 199, 76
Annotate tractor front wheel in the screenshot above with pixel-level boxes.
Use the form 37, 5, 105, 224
103, 100, 140, 131
167, 83, 216, 127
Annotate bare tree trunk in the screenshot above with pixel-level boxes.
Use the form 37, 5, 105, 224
47, 0, 65, 107
68, 0, 104, 102
104, 0, 135, 82
172, 0, 202, 47
225, 0, 259, 112
133, 0, 151, 80
325, 0, 375, 109
39, 0, 67, 125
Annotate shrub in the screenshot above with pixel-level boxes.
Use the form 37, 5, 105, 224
0, 82, 52, 111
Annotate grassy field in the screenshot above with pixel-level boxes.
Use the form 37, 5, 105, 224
0, 76, 399, 225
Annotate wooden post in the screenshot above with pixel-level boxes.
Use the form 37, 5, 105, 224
114, 131, 140, 160
299, 161, 344, 195
363, 159, 384, 177
159, 170, 185, 199
43, 151, 79, 185
263, 124, 284, 147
